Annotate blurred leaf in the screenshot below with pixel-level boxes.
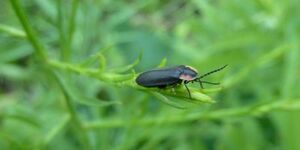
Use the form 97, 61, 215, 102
223, 43, 292, 88
0, 48, 33, 63
0, 24, 26, 38
156, 58, 167, 68
0, 64, 29, 80
55, 72, 121, 107
109, 51, 143, 73
2, 113, 40, 129
43, 114, 70, 146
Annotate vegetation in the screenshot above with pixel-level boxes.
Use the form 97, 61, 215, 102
0, 0, 300, 149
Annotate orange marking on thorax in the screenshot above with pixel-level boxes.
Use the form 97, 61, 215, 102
179, 74, 196, 81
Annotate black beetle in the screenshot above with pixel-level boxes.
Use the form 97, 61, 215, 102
136, 65, 227, 98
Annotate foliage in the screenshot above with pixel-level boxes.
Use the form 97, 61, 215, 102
0, 0, 300, 149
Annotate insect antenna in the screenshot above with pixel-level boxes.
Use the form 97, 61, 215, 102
201, 81, 220, 85
198, 65, 228, 79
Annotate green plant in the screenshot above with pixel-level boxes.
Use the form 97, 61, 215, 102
1, 0, 300, 149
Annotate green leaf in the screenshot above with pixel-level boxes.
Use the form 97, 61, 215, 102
79, 53, 106, 71
153, 86, 215, 104
150, 92, 186, 109
223, 43, 292, 88
0, 48, 33, 63
43, 114, 70, 145
0, 64, 29, 80
109, 51, 143, 73
156, 58, 167, 68
97, 73, 134, 82
0, 24, 26, 38
56, 72, 120, 107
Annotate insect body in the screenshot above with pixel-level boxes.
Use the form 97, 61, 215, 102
136, 65, 227, 98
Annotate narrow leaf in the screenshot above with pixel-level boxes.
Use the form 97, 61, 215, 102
109, 51, 143, 73
0, 24, 26, 38
150, 92, 186, 109
43, 114, 70, 145
157, 58, 167, 68
56, 72, 120, 107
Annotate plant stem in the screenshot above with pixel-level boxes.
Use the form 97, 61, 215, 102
61, 0, 79, 61
53, 72, 92, 150
9, 0, 48, 61
10, 0, 91, 148
84, 99, 300, 129
47, 60, 217, 103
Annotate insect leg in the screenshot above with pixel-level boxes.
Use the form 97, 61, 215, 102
195, 78, 204, 88
199, 81, 204, 89
184, 81, 191, 99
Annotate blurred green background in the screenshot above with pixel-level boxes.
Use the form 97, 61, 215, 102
1, 0, 300, 150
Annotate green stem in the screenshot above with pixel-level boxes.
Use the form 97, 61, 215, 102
47, 60, 217, 103
84, 99, 300, 129
53, 72, 92, 150
10, 1, 90, 148
67, 0, 79, 44
64, 0, 79, 61
9, 0, 48, 61
56, 0, 67, 60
